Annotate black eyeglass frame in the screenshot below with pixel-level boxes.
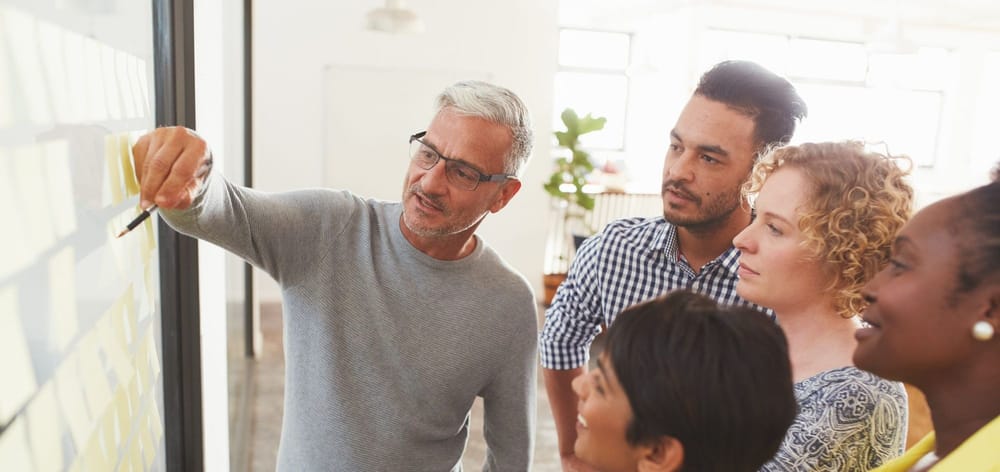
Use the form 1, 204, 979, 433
409, 131, 517, 190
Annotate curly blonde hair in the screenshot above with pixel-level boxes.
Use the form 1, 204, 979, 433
744, 141, 914, 318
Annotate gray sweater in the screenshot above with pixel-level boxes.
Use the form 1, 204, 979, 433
162, 172, 538, 471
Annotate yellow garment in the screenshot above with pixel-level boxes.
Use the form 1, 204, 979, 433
873, 415, 1000, 471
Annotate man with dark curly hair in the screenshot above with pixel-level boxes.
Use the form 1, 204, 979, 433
540, 60, 808, 471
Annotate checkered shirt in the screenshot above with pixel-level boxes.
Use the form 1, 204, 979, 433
539, 216, 771, 370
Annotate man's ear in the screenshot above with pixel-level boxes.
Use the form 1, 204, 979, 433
637, 436, 684, 472
489, 179, 521, 213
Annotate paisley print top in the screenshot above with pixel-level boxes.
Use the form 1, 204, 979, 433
760, 366, 908, 471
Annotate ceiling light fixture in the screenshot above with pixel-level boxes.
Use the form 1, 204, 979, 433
866, 0, 918, 55
366, 0, 424, 34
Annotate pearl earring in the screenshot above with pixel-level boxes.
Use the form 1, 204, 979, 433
972, 321, 995, 342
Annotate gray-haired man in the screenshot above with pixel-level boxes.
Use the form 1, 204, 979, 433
135, 81, 538, 470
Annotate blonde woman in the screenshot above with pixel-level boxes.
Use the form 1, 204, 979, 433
733, 141, 913, 470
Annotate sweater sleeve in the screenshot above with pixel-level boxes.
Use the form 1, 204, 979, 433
480, 295, 538, 471
159, 169, 357, 287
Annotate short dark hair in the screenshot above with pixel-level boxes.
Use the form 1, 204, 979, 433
605, 290, 796, 472
951, 180, 1000, 298
695, 60, 808, 150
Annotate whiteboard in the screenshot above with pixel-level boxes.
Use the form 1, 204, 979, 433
0, 0, 165, 470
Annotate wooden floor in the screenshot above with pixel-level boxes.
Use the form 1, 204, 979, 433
236, 303, 563, 471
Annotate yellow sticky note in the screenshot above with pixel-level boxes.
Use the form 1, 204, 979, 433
139, 414, 155, 467
78, 331, 113, 416
127, 374, 141, 419
149, 402, 163, 441
113, 386, 131, 444
82, 36, 108, 121
126, 290, 138, 346
37, 19, 73, 122
0, 11, 11, 126
48, 246, 79, 352
100, 402, 118, 459
62, 29, 86, 123
133, 336, 149, 396
127, 436, 143, 472
0, 148, 31, 278
140, 254, 156, 319
13, 145, 57, 256
126, 55, 145, 119
4, 7, 51, 124
0, 417, 34, 471
42, 140, 78, 238
26, 382, 65, 471
114, 290, 135, 350
54, 351, 92, 449
105, 134, 125, 205
120, 133, 140, 197
116, 50, 138, 118
0, 286, 38, 425
100, 44, 122, 120
83, 432, 108, 472
98, 306, 132, 384
143, 327, 161, 378
139, 215, 155, 266
107, 206, 139, 275
135, 57, 151, 117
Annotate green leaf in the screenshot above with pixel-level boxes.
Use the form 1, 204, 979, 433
577, 113, 607, 135
577, 191, 595, 210
547, 107, 608, 232
560, 108, 580, 134
554, 130, 574, 149
571, 150, 594, 171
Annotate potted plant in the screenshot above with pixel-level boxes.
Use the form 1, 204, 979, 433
542, 108, 606, 304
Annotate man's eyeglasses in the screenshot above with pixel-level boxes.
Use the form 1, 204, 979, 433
409, 131, 516, 191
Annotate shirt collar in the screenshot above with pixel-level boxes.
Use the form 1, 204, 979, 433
649, 219, 742, 275
647, 218, 677, 258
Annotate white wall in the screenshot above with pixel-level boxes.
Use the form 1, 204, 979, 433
253, 0, 560, 302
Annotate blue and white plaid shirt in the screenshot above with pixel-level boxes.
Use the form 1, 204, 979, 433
539, 216, 770, 370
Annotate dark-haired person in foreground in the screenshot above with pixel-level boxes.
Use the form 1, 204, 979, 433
571, 290, 798, 472
540, 59, 808, 471
857, 179, 1000, 471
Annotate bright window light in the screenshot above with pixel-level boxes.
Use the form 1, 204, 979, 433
558, 29, 630, 70
553, 71, 628, 150
868, 47, 952, 90
554, 28, 631, 150
697, 30, 789, 74
793, 83, 942, 167
970, 51, 1000, 179
699, 30, 953, 169
788, 38, 868, 82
